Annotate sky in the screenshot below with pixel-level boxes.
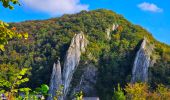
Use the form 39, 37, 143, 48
0, 0, 169, 45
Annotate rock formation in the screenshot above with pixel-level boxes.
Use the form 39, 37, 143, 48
72, 64, 98, 97
112, 24, 119, 31
48, 59, 62, 100
63, 32, 88, 97
131, 38, 153, 83
48, 32, 87, 100
106, 24, 119, 39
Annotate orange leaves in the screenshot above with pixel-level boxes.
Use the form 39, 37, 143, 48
117, 25, 123, 33
0, 21, 29, 51
11, 27, 16, 31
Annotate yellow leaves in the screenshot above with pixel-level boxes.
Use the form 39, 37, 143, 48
17, 33, 22, 38
75, 91, 83, 100
0, 21, 9, 27
0, 44, 5, 51
19, 88, 31, 92
19, 68, 29, 76
0, 20, 29, 51
0, 67, 31, 99
11, 89, 18, 93
155, 84, 170, 100
125, 83, 148, 100
16, 78, 29, 85
23, 32, 28, 39
125, 83, 170, 100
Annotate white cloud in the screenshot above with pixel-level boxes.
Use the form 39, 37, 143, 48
138, 2, 163, 13
21, 0, 89, 15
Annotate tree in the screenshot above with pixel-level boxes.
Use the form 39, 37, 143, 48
112, 84, 126, 100
35, 84, 49, 96
0, 0, 20, 9
124, 83, 170, 100
75, 91, 83, 100
0, 21, 28, 51
0, 67, 30, 99
0, 0, 28, 51
125, 83, 148, 100
154, 84, 170, 100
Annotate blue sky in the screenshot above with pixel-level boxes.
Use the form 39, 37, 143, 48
0, 0, 169, 44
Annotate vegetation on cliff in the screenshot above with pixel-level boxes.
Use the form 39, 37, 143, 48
0, 9, 170, 99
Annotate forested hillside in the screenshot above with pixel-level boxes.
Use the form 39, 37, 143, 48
0, 9, 170, 99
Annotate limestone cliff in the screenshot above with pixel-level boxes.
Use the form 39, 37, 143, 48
48, 59, 62, 100
62, 32, 88, 97
72, 64, 98, 97
48, 32, 87, 100
106, 23, 119, 39
131, 38, 153, 83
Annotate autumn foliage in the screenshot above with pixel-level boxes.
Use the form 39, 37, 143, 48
125, 83, 170, 100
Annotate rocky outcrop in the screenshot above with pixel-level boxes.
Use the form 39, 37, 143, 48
131, 38, 153, 83
62, 32, 88, 97
83, 97, 100, 100
72, 64, 98, 97
106, 28, 111, 40
112, 24, 119, 31
48, 32, 87, 100
48, 59, 62, 100
106, 24, 119, 39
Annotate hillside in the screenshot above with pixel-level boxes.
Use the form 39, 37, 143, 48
0, 9, 170, 99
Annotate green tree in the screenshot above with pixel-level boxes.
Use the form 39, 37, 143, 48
0, 21, 28, 51
155, 84, 170, 100
0, 67, 30, 99
35, 84, 49, 96
112, 84, 126, 100
0, 0, 20, 9
124, 83, 170, 100
125, 83, 148, 100
0, 0, 28, 51
75, 91, 83, 100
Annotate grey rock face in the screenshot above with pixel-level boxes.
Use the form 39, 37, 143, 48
83, 97, 100, 100
62, 32, 88, 97
48, 59, 62, 100
112, 24, 119, 31
131, 38, 152, 83
72, 64, 98, 97
48, 32, 87, 100
106, 28, 111, 40
106, 24, 119, 40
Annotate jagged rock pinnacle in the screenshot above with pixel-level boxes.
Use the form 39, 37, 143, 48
131, 38, 152, 83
